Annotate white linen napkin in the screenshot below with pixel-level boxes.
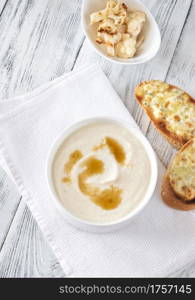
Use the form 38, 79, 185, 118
0, 64, 195, 277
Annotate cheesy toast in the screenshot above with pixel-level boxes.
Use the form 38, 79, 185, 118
135, 80, 195, 149
161, 139, 195, 210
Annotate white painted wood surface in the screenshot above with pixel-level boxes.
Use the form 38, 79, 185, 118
0, 0, 194, 277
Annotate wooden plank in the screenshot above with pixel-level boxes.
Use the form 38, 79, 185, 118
0, 200, 65, 277
144, 0, 195, 167
75, 0, 195, 277
0, 0, 194, 278
166, 0, 195, 93
74, 0, 193, 167
0, 0, 7, 15
0, 0, 84, 277
0, 0, 84, 99
0, 168, 20, 248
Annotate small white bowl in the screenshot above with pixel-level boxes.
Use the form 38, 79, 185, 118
81, 0, 161, 65
46, 117, 158, 233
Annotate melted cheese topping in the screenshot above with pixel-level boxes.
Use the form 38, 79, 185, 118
169, 139, 195, 201
137, 80, 195, 141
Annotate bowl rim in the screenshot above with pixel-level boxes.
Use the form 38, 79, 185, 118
81, 0, 161, 65
46, 116, 158, 229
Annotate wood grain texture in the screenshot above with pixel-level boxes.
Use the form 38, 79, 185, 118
0, 0, 84, 277
0, 0, 195, 277
0, 0, 7, 15
143, 0, 195, 166
75, 0, 193, 167
0, 201, 65, 278
0, 0, 84, 99
166, 0, 195, 94
0, 169, 20, 249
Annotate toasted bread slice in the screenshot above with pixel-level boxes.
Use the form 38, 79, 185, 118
161, 174, 195, 210
135, 80, 195, 149
161, 139, 195, 210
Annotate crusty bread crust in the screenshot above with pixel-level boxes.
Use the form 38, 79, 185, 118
135, 81, 194, 149
161, 173, 195, 211
167, 139, 195, 201
134, 80, 195, 209
145, 109, 182, 149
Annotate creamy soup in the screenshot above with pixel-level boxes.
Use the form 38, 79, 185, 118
52, 121, 151, 224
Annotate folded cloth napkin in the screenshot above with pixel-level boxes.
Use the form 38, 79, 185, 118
0, 64, 195, 277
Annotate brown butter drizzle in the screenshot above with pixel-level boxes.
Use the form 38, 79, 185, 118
78, 156, 122, 210
62, 137, 125, 210
62, 150, 83, 183
94, 137, 126, 165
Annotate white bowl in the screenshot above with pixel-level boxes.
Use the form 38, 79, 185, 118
47, 117, 158, 233
81, 0, 161, 65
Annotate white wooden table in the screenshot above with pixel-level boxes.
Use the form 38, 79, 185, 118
0, 0, 195, 278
